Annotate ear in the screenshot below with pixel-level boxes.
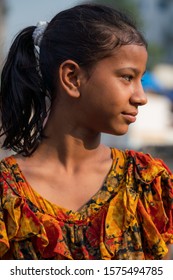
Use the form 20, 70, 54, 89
59, 60, 82, 98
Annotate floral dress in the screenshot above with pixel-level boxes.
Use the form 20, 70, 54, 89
0, 148, 173, 260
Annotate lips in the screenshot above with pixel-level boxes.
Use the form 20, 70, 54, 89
122, 111, 138, 123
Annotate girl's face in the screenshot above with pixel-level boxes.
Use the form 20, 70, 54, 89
79, 44, 148, 136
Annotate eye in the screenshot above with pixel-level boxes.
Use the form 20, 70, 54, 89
123, 75, 133, 82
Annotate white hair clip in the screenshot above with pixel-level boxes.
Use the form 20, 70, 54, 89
32, 21, 48, 47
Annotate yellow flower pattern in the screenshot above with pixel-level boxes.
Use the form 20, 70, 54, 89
0, 148, 173, 259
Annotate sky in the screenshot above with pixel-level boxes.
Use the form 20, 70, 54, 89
5, 0, 85, 50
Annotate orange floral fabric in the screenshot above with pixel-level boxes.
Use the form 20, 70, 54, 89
0, 148, 173, 260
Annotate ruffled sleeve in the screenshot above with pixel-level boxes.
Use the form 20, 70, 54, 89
102, 149, 173, 260
126, 150, 173, 258
0, 158, 84, 260
0, 158, 46, 259
0, 175, 43, 258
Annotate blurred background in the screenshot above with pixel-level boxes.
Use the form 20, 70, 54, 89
0, 0, 173, 259
0, 0, 173, 173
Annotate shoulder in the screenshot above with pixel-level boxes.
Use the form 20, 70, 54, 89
0, 155, 18, 179
0, 155, 16, 168
0, 155, 24, 197
126, 149, 168, 167
109, 148, 173, 258
126, 149, 173, 244
124, 149, 172, 182
110, 147, 172, 180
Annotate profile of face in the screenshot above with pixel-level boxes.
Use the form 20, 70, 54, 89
61, 44, 148, 137
0, 4, 149, 156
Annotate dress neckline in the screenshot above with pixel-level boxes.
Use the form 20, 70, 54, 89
3, 148, 126, 221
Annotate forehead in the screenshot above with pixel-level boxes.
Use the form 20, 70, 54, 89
115, 44, 147, 58
95, 44, 148, 70
110, 44, 147, 67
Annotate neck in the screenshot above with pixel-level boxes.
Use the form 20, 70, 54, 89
31, 117, 104, 171
27, 97, 110, 171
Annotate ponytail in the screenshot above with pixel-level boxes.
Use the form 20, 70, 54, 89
0, 4, 147, 157
0, 27, 48, 156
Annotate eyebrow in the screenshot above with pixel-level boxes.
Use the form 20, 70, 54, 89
117, 67, 146, 76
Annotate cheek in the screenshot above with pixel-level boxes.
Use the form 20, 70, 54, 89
82, 76, 128, 110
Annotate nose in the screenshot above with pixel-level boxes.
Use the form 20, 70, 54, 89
130, 82, 147, 106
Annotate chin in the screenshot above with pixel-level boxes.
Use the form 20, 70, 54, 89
116, 125, 130, 135
114, 131, 128, 136
104, 127, 129, 136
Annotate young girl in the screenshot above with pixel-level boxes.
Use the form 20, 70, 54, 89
0, 4, 173, 260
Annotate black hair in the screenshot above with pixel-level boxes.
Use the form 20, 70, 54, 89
0, 3, 147, 156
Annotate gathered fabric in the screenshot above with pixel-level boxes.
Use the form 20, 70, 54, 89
0, 148, 173, 260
